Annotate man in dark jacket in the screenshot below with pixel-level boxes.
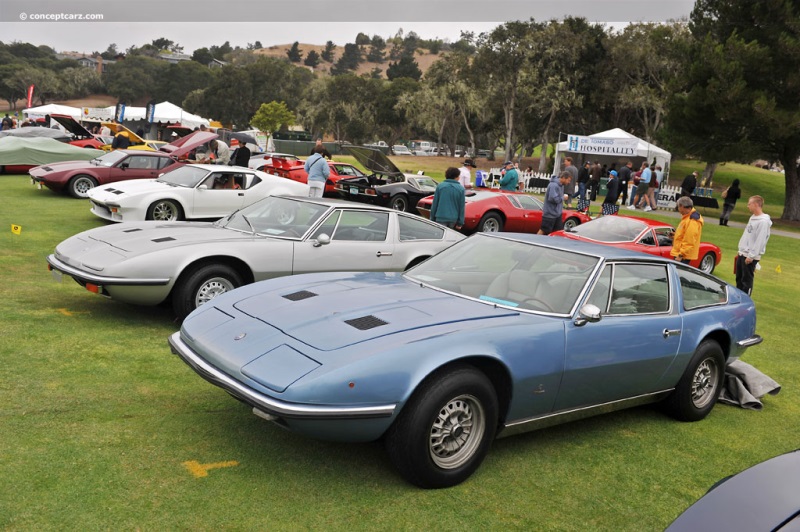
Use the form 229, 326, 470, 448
618, 161, 632, 205
539, 171, 571, 235
430, 167, 465, 229
681, 171, 698, 197
601, 170, 621, 216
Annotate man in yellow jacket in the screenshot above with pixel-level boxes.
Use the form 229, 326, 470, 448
670, 196, 704, 264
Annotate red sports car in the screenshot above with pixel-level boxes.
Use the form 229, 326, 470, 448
260, 157, 366, 196
48, 114, 105, 149
29, 130, 217, 198
416, 189, 592, 233
551, 214, 722, 274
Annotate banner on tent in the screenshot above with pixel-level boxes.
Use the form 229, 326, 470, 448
566, 134, 638, 156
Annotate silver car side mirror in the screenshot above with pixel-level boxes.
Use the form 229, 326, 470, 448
313, 233, 331, 247
574, 303, 602, 327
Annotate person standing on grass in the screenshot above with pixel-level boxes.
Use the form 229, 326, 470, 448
670, 196, 704, 264
430, 167, 465, 230
499, 161, 518, 191
538, 171, 571, 235
601, 170, 620, 216
618, 161, 632, 206
736, 195, 771, 295
719, 179, 742, 226
562, 157, 578, 207
304, 145, 330, 198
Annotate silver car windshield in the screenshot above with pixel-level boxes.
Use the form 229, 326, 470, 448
223, 196, 331, 238
94, 151, 127, 167
567, 215, 647, 242
157, 165, 210, 187
405, 234, 600, 314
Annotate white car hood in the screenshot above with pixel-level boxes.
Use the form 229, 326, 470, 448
87, 179, 171, 202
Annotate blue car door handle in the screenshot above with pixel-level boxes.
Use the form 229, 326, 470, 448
376, 251, 393, 257
663, 328, 681, 338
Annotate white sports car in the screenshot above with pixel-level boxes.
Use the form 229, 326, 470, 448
87, 163, 309, 222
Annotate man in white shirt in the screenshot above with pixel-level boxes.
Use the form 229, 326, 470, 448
458, 159, 476, 189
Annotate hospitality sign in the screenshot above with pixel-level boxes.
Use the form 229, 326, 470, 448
567, 134, 638, 156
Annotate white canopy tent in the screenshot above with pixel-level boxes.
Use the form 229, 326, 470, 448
22, 104, 82, 120
554, 128, 672, 177
83, 101, 210, 130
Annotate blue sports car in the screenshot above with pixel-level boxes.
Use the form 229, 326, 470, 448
170, 233, 763, 488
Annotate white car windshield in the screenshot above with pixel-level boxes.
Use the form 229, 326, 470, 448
157, 165, 210, 187
221, 197, 331, 238
93, 151, 127, 167
567, 216, 648, 242
405, 234, 600, 314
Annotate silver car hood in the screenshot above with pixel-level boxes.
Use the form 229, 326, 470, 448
223, 272, 521, 352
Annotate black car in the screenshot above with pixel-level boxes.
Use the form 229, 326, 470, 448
334, 145, 438, 213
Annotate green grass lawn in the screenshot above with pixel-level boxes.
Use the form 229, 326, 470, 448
1, 170, 799, 529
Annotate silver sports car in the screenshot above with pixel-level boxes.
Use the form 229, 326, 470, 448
47, 196, 465, 319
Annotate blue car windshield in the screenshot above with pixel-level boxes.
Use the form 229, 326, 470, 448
405, 234, 600, 314
157, 165, 210, 187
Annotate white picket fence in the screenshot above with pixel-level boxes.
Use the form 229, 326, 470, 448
479, 168, 551, 193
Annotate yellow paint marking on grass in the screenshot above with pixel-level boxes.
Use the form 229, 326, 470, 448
182, 460, 239, 478
57, 308, 89, 316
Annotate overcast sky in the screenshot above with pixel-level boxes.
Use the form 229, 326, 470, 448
1, 0, 694, 54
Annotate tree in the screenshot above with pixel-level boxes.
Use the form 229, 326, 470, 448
191, 47, 214, 65
210, 41, 234, 61
355, 33, 371, 46
0, 64, 26, 109
386, 55, 421, 81
665, 0, 800, 220
58, 67, 102, 99
304, 50, 320, 68
151, 38, 182, 53
106, 55, 166, 102
373, 77, 420, 148
155, 60, 215, 105
286, 42, 303, 63
331, 43, 361, 75
321, 41, 336, 62
9, 66, 61, 105
100, 44, 119, 60
250, 101, 295, 134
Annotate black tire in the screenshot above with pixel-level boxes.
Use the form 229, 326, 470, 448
663, 340, 724, 422
172, 264, 244, 320
390, 194, 409, 212
147, 199, 183, 221
385, 365, 498, 489
698, 252, 716, 274
477, 212, 503, 233
563, 217, 580, 231
68, 175, 98, 198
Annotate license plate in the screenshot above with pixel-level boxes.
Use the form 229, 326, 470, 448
51, 269, 63, 282
349, 187, 359, 195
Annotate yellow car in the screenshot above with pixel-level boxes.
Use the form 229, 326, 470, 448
100, 123, 160, 151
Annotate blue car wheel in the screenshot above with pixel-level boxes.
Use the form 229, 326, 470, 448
385, 365, 498, 489
663, 339, 724, 422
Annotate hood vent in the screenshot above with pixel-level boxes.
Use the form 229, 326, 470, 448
282, 290, 318, 301
123, 228, 142, 233
345, 315, 388, 331
151, 236, 175, 243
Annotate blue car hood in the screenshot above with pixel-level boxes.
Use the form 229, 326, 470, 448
225, 272, 520, 351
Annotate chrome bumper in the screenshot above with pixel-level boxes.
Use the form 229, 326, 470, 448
47, 254, 170, 286
736, 335, 764, 348
168, 332, 397, 420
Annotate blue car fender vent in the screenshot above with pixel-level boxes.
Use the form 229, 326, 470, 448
151, 236, 176, 242
282, 290, 318, 301
123, 228, 142, 233
345, 315, 388, 331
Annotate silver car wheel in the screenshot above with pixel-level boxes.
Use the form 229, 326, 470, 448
699, 252, 715, 274
563, 217, 579, 230
429, 393, 486, 470
194, 276, 236, 307
691, 357, 719, 409
152, 200, 179, 221
69, 175, 97, 198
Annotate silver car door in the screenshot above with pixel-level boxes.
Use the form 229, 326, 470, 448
292, 209, 396, 273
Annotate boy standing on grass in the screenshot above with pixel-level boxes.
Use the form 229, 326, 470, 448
736, 195, 771, 295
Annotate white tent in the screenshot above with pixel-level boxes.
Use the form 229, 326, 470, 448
22, 104, 82, 120
554, 128, 671, 175
84, 101, 210, 130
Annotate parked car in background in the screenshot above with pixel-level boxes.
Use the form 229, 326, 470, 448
48, 196, 464, 319
47, 114, 105, 149
551, 215, 722, 274
0, 136, 102, 175
392, 145, 414, 156
416, 189, 591, 234
260, 156, 366, 196
87, 163, 308, 222
29, 130, 217, 198
169, 232, 761, 488
335, 145, 437, 213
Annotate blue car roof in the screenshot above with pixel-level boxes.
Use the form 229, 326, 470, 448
480, 232, 668, 263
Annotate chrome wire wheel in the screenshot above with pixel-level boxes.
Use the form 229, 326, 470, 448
429, 393, 486, 470
691, 357, 719, 409
699, 253, 716, 274
194, 276, 235, 308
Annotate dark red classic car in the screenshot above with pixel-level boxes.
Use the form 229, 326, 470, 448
551, 214, 722, 274
416, 189, 592, 234
29, 130, 217, 198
